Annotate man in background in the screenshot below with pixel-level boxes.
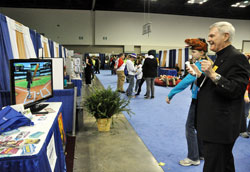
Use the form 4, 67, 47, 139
115, 53, 126, 93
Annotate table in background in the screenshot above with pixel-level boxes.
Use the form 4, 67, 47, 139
71, 79, 82, 96
158, 68, 177, 76
0, 102, 66, 172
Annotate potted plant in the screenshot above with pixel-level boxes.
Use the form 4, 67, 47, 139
84, 86, 134, 131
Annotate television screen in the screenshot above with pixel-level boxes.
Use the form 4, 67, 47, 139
9, 59, 53, 110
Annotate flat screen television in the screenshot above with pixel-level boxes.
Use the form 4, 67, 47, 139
9, 59, 53, 113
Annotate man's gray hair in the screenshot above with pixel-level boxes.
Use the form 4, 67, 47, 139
209, 21, 235, 42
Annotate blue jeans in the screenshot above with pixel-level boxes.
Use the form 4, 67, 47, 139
126, 75, 134, 96
186, 99, 203, 161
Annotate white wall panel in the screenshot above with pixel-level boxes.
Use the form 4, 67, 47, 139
0, 8, 93, 45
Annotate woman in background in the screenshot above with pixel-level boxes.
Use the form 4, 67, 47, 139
85, 56, 93, 85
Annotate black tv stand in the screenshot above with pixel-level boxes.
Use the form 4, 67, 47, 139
30, 103, 49, 114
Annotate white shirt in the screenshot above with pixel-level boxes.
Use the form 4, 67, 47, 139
126, 59, 136, 75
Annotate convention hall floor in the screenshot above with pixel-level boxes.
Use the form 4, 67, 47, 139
72, 75, 163, 172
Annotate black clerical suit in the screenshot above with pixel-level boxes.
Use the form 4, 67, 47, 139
196, 45, 250, 172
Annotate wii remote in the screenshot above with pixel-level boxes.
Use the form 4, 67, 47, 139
185, 61, 196, 75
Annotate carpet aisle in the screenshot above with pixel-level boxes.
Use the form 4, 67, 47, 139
97, 69, 250, 172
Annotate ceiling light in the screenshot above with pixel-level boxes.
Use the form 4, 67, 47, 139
239, 5, 246, 7
231, 1, 250, 8
186, 0, 208, 5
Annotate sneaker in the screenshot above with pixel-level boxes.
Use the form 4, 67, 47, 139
179, 158, 200, 166
240, 132, 249, 138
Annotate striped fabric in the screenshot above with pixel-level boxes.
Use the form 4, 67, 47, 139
40, 35, 51, 58
159, 48, 189, 70
6, 17, 37, 59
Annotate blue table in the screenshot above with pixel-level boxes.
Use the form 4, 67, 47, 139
47, 89, 74, 133
0, 102, 66, 172
71, 79, 82, 96
158, 68, 177, 76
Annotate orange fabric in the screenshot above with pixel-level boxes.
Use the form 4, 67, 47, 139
56, 47, 59, 57
161, 50, 167, 67
43, 42, 49, 58
16, 30, 26, 59
178, 49, 182, 70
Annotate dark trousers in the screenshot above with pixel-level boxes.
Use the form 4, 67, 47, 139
136, 78, 145, 94
203, 141, 235, 172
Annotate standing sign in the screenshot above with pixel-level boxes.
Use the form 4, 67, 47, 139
47, 133, 57, 172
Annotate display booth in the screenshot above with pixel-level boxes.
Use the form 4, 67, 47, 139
0, 102, 66, 172
158, 48, 189, 77
0, 13, 69, 109
0, 12, 78, 171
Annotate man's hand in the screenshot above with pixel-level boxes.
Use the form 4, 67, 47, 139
200, 60, 218, 82
200, 60, 213, 76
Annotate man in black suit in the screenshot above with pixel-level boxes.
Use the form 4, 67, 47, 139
188, 21, 250, 172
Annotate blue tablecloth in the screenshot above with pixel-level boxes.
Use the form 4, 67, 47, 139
0, 103, 66, 172
71, 79, 82, 96
0, 90, 10, 109
158, 68, 177, 76
47, 89, 74, 132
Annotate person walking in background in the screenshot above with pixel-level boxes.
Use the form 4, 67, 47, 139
240, 76, 250, 138
240, 54, 250, 138
125, 53, 137, 97
124, 54, 129, 83
143, 50, 158, 99
135, 56, 146, 96
135, 58, 143, 93
187, 21, 250, 172
166, 38, 211, 166
115, 53, 126, 93
85, 56, 93, 86
94, 56, 100, 74
110, 56, 116, 75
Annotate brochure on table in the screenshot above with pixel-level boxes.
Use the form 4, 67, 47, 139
0, 102, 62, 158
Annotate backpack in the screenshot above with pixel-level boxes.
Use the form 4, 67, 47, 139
124, 65, 128, 76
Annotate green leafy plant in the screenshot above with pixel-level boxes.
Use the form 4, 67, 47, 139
84, 86, 134, 119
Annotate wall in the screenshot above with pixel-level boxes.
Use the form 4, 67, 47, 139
1, 7, 250, 54
64, 45, 123, 54
0, 8, 93, 45
95, 11, 250, 52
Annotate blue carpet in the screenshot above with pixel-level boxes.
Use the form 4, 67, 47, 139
97, 70, 250, 172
